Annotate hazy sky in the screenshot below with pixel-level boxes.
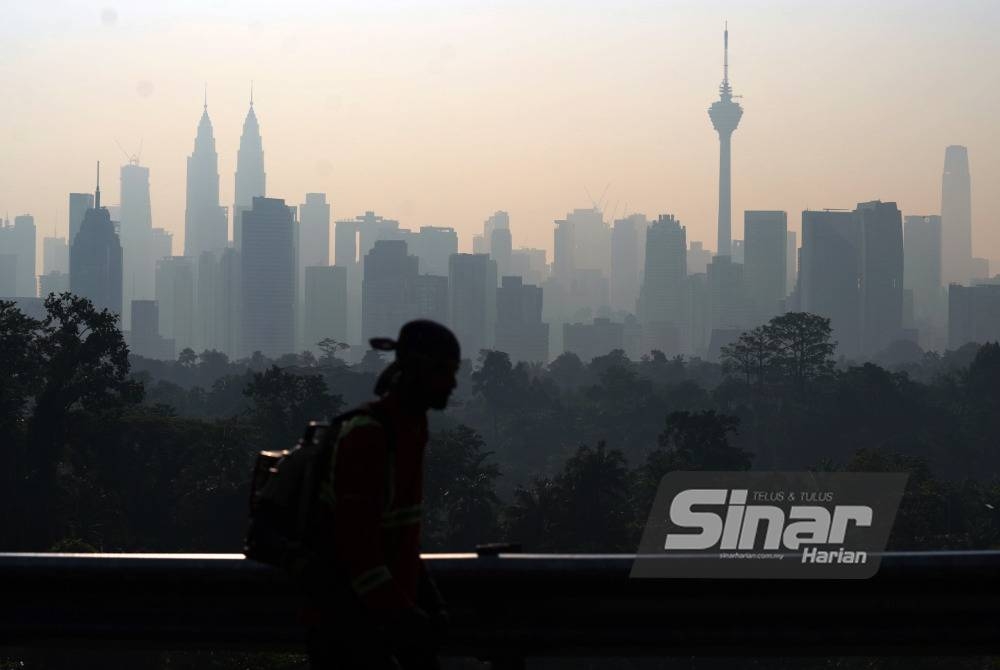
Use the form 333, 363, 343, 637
2, 1, 999, 267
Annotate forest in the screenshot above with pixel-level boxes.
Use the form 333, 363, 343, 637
2, 294, 1000, 556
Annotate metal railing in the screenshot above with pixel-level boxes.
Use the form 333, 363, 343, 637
2, 551, 1000, 658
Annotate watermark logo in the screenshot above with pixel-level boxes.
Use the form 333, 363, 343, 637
631, 472, 907, 579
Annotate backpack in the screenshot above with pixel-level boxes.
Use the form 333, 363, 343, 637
244, 406, 395, 583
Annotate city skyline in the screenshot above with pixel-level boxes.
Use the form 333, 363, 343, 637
2, 3, 999, 270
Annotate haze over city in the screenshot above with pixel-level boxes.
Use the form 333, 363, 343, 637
3, 1, 999, 264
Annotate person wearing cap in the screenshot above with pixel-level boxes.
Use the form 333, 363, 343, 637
305, 319, 461, 670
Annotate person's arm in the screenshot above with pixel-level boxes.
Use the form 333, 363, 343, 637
331, 419, 413, 612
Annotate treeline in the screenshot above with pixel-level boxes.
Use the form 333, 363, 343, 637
2, 294, 999, 554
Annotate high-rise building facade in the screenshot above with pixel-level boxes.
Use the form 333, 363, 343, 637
129, 299, 175, 360
39, 271, 69, 296
495, 275, 548, 364
68, 193, 94, 245
857, 201, 904, 355
0, 215, 37, 297
410, 274, 450, 326
299, 193, 331, 270
949, 284, 1000, 349
154, 256, 196, 353
449, 253, 497, 359
70, 174, 122, 316
304, 265, 348, 352
151, 227, 173, 261
362, 240, 419, 343
904, 215, 943, 326
708, 26, 743, 257
479, 211, 510, 256
510, 248, 547, 287
241, 197, 295, 357
233, 97, 266, 251
553, 219, 575, 285
638, 214, 687, 353
706, 253, 746, 337
941, 145, 972, 286
800, 210, 861, 358
786, 230, 797, 296
744, 210, 787, 324
562, 208, 610, 278
490, 227, 512, 280
563, 317, 623, 363
687, 241, 712, 276
611, 214, 648, 314
120, 161, 155, 326
43, 236, 69, 275
185, 99, 228, 258
410, 226, 458, 277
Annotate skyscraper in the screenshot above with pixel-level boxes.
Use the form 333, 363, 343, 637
120, 160, 155, 325
904, 215, 943, 326
479, 211, 509, 256
410, 274, 450, 325
304, 265, 348, 353
362, 240, 419, 344
638, 214, 687, 353
43, 236, 69, 275
941, 145, 972, 286
611, 214, 648, 314
334, 210, 404, 345
800, 210, 861, 358
510, 248, 547, 286
553, 219, 575, 285
298, 193, 331, 339
490, 227, 512, 279
155, 256, 196, 352
151, 227, 173, 261
68, 193, 94, 245
949, 284, 1000, 349
410, 226, 458, 277
299, 193, 331, 269
786, 230, 797, 296
185, 95, 228, 258
496, 275, 548, 364
687, 241, 713, 276
708, 25, 743, 257
561, 208, 610, 278
70, 164, 123, 315
241, 197, 295, 357
744, 210, 787, 324
856, 200, 904, 355
233, 92, 266, 251
706, 253, 746, 339
449, 253, 497, 358
129, 299, 174, 360
0, 215, 37, 297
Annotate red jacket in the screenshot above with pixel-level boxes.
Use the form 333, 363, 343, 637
322, 394, 430, 612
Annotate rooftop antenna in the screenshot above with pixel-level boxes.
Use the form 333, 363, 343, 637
95, 161, 101, 209
250, 80, 254, 107
204, 82, 208, 111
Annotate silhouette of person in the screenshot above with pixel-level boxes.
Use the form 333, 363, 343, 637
304, 319, 460, 670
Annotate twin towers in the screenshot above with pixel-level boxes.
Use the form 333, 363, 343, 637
184, 33, 740, 262
183, 88, 266, 261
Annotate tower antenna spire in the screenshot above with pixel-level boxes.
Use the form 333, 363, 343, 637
95, 161, 101, 209
250, 80, 254, 107
724, 21, 729, 84
204, 82, 208, 111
